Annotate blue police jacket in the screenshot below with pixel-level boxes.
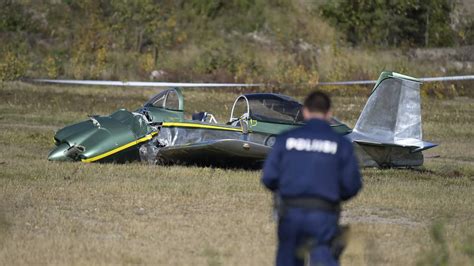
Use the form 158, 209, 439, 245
261, 118, 362, 203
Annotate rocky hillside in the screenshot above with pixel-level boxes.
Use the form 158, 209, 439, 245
0, 0, 472, 90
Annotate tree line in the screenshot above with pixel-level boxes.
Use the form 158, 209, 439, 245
321, 0, 473, 47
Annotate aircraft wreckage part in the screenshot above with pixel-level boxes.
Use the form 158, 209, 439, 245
351, 77, 424, 147
353, 143, 424, 168
347, 72, 436, 167
49, 109, 158, 162
156, 140, 270, 167
161, 122, 243, 132
157, 126, 269, 147
82, 132, 157, 163
139, 126, 271, 166
48, 143, 72, 161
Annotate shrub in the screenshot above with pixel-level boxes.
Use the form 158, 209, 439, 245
44, 56, 60, 79
0, 52, 27, 81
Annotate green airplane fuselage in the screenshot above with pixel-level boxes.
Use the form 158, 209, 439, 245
48, 89, 351, 163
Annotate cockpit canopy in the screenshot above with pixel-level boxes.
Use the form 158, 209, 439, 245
230, 93, 304, 124
144, 88, 184, 111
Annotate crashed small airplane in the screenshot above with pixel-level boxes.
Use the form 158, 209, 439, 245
45, 71, 437, 168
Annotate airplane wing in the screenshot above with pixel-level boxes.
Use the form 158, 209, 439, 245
155, 139, 270, 167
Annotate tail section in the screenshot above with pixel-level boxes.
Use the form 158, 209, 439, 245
349, 72, 437, 167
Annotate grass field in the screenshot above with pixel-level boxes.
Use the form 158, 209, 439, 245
0, 82, 473, 265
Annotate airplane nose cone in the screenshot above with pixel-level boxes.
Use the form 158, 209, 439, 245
48, 143, 71, 161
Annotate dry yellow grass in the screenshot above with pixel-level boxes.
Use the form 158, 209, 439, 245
0, 82, 473, 265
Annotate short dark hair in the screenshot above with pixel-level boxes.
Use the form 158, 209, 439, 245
303, 91, 331, 113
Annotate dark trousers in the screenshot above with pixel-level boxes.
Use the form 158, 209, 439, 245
276, 208, 339, 266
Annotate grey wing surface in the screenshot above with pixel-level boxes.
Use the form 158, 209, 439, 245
157, 139, 271, 167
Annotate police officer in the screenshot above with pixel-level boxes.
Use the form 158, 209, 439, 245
261, 91, 362, 266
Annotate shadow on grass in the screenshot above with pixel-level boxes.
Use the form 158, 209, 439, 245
406, 165, 474, 180
0, 210, 10, 247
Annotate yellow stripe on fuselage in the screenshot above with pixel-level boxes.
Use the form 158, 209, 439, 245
81, 131, 158, 163
162, 122, 242, 132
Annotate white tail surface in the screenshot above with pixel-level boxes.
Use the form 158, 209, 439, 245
350, 72, 435, 151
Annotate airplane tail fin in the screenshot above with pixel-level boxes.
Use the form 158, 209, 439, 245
349, 72, 437, 167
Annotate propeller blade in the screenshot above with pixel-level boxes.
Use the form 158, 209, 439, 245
32, 79, 264, 88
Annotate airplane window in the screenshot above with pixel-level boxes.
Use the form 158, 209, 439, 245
165, 90, 180, 110
246, 94, 303, 124
233, 97, 249, 119
152, 94, 166, 108
144, 90, 169, 108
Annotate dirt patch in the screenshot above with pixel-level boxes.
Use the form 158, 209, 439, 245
342, 208, 421, 227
